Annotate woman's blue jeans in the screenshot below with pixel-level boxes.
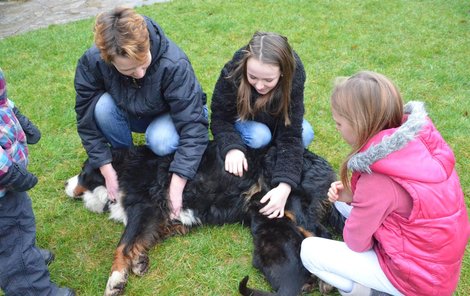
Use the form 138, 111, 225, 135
234, 119, 314, 149
94, 92, 207, 156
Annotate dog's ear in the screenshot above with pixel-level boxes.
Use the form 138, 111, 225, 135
77, 160, 105, 192
248, 191, 268, 212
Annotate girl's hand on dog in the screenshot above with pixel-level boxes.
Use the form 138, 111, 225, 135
100, 163, 119, 202
225, 149, 248, 177
259, 182, 291, 218
328, 181, 353, 204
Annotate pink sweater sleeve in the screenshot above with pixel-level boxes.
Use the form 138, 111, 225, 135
343, 172, 411, 252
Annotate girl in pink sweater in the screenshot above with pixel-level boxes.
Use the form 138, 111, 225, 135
300, 71, 470, 296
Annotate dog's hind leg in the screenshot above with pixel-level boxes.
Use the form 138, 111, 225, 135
105, 245, 130, 296
105, 201, 193, 295
104, 232, 155, 295
104, 239, 162, 295
129, 222, 190, 276
104, 201, 159, 296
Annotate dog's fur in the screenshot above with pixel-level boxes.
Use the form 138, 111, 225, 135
65, 141, 336, 296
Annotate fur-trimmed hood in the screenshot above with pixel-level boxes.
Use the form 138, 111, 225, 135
348, 101, 455, 183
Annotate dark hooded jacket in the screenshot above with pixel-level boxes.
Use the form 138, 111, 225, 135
210, 48, 306, 188
74, 16, 208, 180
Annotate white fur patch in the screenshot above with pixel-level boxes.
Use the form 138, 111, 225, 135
64, 175, 79, 198
64, 174, 127, 224
177, 209, 201, 226
83, 186, 108, 213
105, 270, 128, 296
109, 192, 127, 225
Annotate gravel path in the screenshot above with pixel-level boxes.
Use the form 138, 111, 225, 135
0, 0, 169, 39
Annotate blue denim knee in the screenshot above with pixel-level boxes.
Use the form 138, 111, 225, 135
145, 113, 179, 156
234, 120, 272, 149
302, 119, 314, 147
145, 105, 209, 156
235, 119, 314, 149
94, 93, 133, 148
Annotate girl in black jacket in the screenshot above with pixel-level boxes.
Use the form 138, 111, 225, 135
210, 32, 314, 219
74, 7, 208, 218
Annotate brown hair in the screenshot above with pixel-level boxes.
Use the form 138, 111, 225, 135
94, 7, 149, 64
331, 71, 403, 189
232, 32, 295, 125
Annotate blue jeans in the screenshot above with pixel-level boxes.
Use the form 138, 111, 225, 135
234, 119, 314, 148
94, 93, 208, 156
0, 192, 58, 295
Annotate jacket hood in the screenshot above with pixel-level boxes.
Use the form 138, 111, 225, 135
348, 101, 455, 182
144, 16, 168, 72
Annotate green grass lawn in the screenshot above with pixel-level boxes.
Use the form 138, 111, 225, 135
0, 0, 469, 295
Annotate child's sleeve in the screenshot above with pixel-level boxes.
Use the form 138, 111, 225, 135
13, 106, 41, 144
0, 147, 13, 179
0, 148, 37, 192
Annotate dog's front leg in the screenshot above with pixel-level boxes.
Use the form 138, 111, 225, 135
104, 245, 130, 296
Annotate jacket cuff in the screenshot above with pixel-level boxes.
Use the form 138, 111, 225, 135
220, 143, 247, 159
271, 176, 298, 190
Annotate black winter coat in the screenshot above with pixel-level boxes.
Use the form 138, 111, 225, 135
74, 17, 208, 180
210, 49, 306, 188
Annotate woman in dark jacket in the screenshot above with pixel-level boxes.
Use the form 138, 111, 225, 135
210, 31, 314, 219
74, 7, 208, 218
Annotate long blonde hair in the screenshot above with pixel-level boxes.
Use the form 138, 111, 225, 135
94, 7, 149, 64
232, 32, 295, 125
331, 71, 403, 189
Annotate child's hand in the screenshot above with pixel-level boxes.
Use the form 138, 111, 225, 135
225, 149, 248, 177
328, 181, 353, 204
13, 107, 41, 144
259, 182, 291, 219
0, 163, 38, 192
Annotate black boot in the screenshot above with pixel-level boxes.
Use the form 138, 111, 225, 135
38, 248, 55, 265
56, 287, 76, 296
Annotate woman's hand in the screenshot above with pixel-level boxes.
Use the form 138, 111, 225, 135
328, 181, 353, 204
168, 173, 187, 219
100, 163, 119, 202
259, 182, 291, 218
225, 149, 248, 177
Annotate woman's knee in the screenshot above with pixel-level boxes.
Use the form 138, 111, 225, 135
94, 92, 127, 130
145, 114, 179, 156
94, 93, 114, 120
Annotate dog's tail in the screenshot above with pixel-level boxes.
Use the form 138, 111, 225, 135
238, 276, 276, 296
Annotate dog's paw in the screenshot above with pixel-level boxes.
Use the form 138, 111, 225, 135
131, 254, 150, 276
104, 270, 128, 296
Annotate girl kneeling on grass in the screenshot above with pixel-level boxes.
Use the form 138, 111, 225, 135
210, 32, 314, 219
300, 71, 470, 296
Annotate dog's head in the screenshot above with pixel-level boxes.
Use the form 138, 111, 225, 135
64, 159, 115, 215
64, 160, 105, 199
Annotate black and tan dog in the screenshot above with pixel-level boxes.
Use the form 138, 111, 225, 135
238, 149, 334, 296
65, 141, 336, 296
